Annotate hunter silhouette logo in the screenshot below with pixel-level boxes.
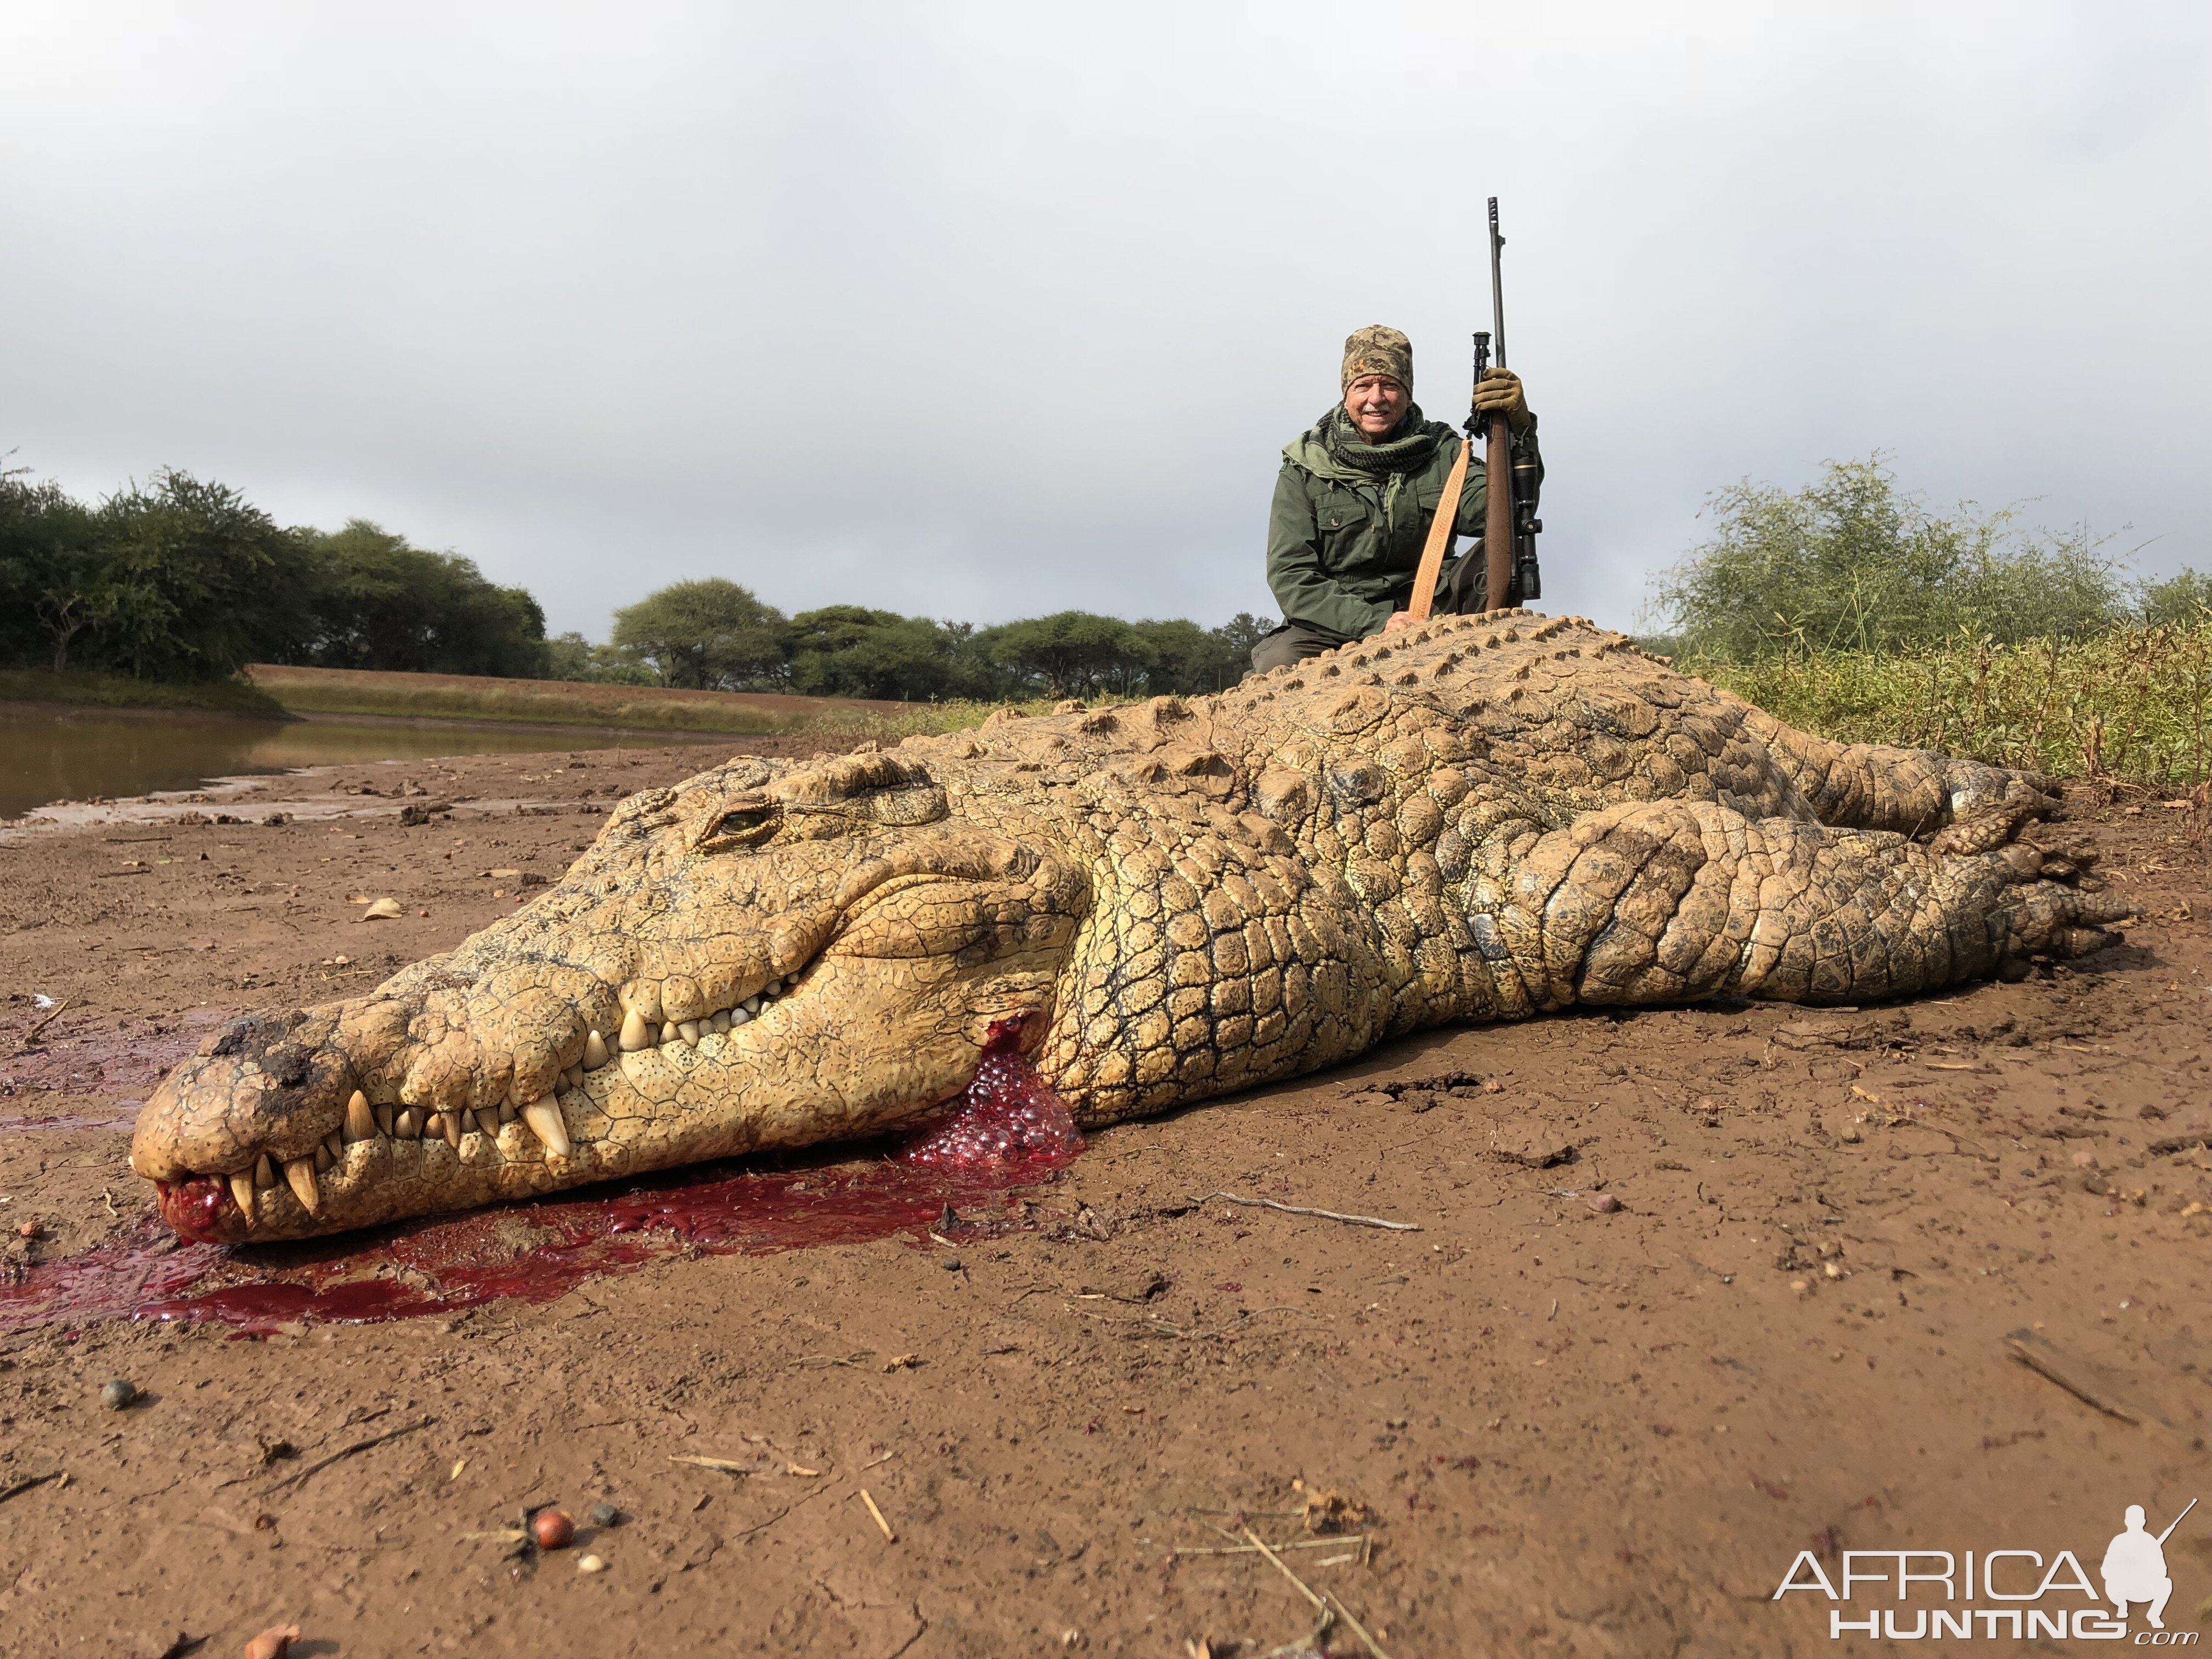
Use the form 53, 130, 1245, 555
1771, 1498, 2200, 1643
2104, 1500, 2193, 1630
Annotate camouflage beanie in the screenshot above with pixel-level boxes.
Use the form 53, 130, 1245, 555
1341, 325, 1413, 392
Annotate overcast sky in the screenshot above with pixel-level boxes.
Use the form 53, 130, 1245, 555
4, 3, 2207, 641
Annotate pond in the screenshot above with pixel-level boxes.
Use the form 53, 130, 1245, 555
0, 704, 661, 820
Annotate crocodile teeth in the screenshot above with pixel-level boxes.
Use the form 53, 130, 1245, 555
434, 1111, 462, 1150
474, 1107, 503, 1138
323, 1130, 343, 1161
344, 1090, 377, 1143
659, 1022, 679, 1046
394, 1108, 422, 1139
708, 1011, 729, 1035
314, 1142, 335, 1173
255, 1153, 278, 1189
618, 1008, 651, 1052
583, 1030, 610, 1069
678, 1021, 700, 1047
230, 1171, 257, 1222
727, 1006, 753, 1027
741, 996, 761, 1017
521, 1098, 571, 1158
284, 1156, 320, 1214
499, 1099, 518, 1124
375, 1104, 396, 1137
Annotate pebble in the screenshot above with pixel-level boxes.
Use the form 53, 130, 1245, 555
577, 1554, 607, 1573
1588, 1194, 1622, 1214
941, 1257, 963, 1272
590, 1503, 619, 1528
533, 1509, 575, 1550
100, 1379, 139, 1410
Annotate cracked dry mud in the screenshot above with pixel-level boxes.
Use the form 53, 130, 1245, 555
2, 642, 2208, 1656
132, 612, 2127, 1243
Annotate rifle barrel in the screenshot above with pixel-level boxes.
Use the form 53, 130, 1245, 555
1487, 196, 1507, 369
2156, 1497, 2197, 1545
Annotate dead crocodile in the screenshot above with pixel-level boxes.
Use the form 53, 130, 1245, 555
130, 610, 2129, 1240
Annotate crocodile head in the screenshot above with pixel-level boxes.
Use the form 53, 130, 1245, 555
129, 751, 1088, 1241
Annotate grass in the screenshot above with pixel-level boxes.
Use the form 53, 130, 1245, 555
1679, 619, 2212, 789
240, 663, 917, 737
0, 667, 289, 716
2, 661, 1127, 743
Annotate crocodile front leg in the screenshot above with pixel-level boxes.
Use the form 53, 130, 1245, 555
1483, 799, 2131, 1011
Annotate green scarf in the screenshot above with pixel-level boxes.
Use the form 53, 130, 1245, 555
1318, 402, 1447, 476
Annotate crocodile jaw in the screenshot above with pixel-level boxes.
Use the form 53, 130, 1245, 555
144, 943, 1066, 1242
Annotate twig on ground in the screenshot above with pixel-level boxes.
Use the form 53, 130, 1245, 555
2004, 1329, 2175, 1434
1195, 1191, 1420, 1232
0, 1470, 65, 1504
10, 997, 72, 1055
1324, 1591, 1394, 1659
1172, 1534, 1372, 1558
859, 1487, 897, 1543
267, 1415, 435, 1491
1243, 1527, 1327, 1611
669, 1453, 769, 1475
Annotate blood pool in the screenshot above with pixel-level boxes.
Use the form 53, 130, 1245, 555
4, 1043, 1084, 1335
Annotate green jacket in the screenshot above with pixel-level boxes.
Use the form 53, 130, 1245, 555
1266, 410, 1543, 640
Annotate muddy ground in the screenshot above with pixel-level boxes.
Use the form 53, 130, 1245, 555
1, 742, 2208, 1657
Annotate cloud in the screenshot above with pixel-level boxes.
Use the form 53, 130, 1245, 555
2, 1, 2206, 637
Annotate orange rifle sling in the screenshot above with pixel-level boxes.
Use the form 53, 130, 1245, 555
1404, 430, 1473, 623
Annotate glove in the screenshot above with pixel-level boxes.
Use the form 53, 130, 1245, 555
1472, 368, 1532, 433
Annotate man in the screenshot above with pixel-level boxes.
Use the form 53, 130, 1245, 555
1251, 325, 1542, 674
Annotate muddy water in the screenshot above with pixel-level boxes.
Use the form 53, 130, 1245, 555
1, 704, 657, 820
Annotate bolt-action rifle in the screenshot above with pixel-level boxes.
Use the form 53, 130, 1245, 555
1481, 195, 1542, 606
1407, 198, 1543, 620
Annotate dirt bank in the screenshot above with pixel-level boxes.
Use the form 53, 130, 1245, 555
2, 742, 2207, 1656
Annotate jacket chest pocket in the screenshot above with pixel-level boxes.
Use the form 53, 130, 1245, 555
1317, 493, 1366, 534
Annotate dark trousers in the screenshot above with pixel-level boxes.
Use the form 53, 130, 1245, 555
1249, 551, 1504, 674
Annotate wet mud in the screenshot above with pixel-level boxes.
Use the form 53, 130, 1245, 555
0, 741, 2207, 1656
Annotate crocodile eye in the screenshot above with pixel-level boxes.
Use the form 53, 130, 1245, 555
699, 803, 778, 850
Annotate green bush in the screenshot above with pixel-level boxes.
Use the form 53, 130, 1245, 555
1647, 456, 2131, 658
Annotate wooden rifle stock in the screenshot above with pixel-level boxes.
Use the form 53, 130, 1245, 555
1483, 410, 1513, 611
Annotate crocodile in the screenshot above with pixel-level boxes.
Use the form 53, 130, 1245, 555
129, 610, 2129, 1241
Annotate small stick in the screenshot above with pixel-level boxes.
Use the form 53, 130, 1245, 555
1325, 1591, 1394, 1659
1242, 1527, 1325, 1611
2004, 1333, 2147, 1425
1197, 1191, 1420, 1233
669, 1454, 761, 1474
1172, 1534, 1372, 1557
0, 1470, 64, 1505
859, 1487, 897, 1543
268, 1415, 435, 1491
13, 997, 71, 1053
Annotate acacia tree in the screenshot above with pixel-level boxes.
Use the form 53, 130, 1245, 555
979, 610, 1147, 697
611, 578, 789, 690
296, 520, 548, 678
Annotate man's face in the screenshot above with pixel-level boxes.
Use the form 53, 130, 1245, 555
1344, 374, 1408, 439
